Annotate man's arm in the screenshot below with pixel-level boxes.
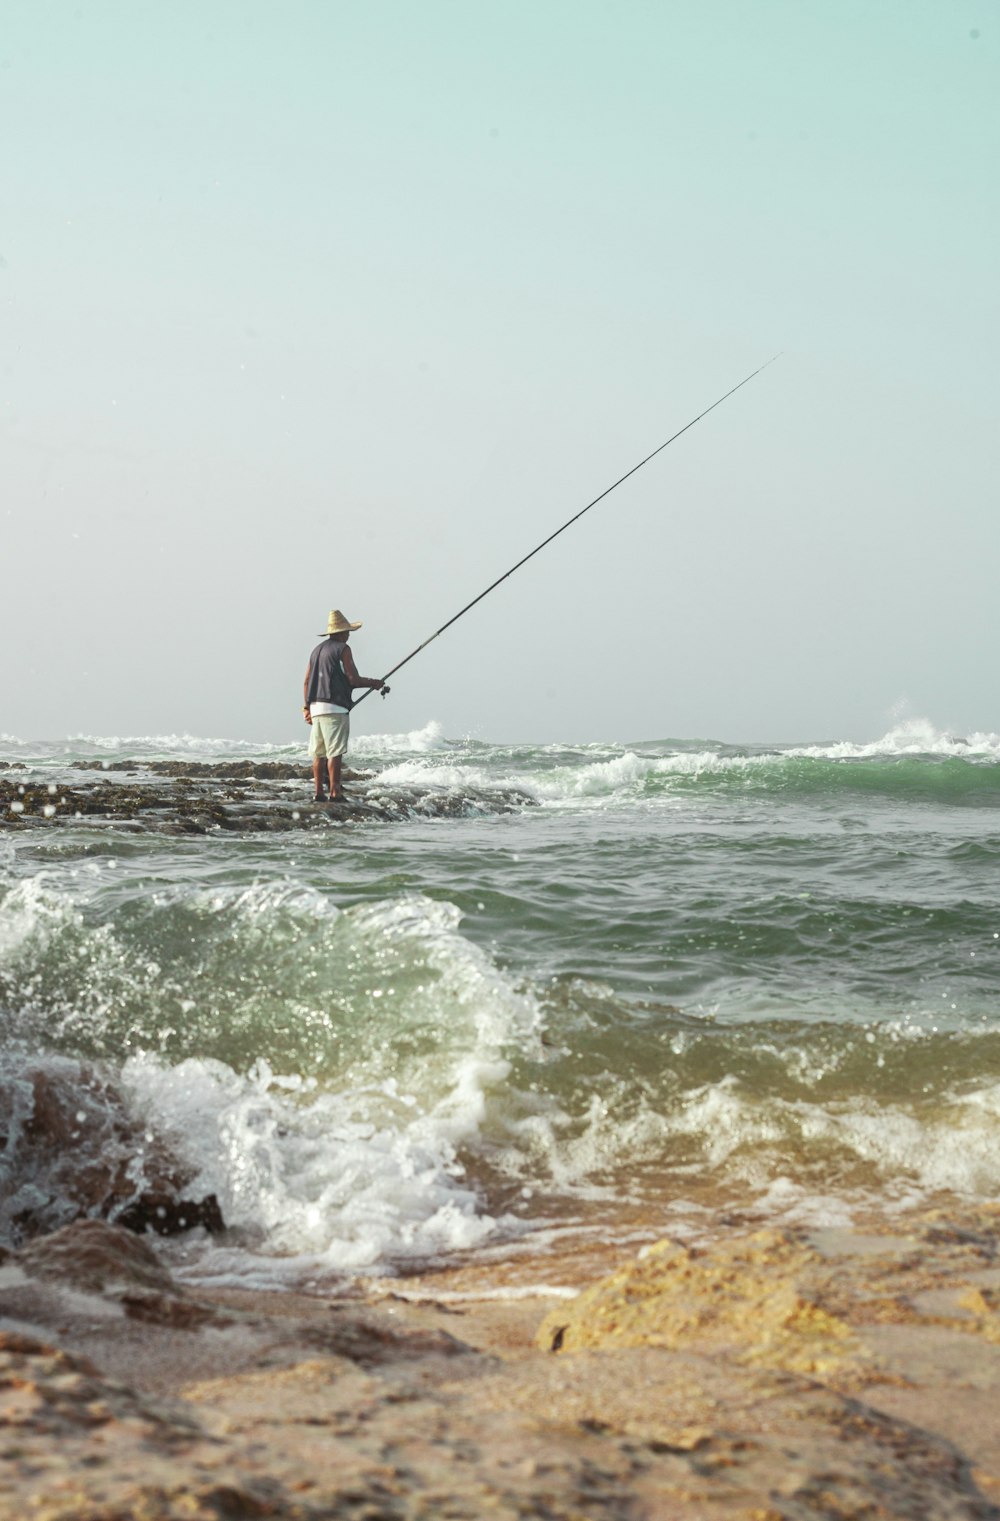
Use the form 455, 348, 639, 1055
302, 662, 313, 723
342, 645, 386, 692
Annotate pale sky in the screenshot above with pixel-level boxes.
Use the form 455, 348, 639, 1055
3, 1, 997, 746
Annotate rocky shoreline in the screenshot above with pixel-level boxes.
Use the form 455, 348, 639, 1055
0, 760, 535, 834
4, 1205, 1000, 1517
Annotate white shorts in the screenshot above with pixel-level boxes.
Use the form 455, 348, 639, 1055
309, 712, 350, 759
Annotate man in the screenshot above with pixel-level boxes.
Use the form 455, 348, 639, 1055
303, 610, 389, 803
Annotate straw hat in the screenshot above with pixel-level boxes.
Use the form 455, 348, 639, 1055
320, 609, 362, 636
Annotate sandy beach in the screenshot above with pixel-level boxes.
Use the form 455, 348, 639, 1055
4, 1203, 1000, 1518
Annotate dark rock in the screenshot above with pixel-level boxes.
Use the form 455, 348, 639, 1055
116, 1192, 225, 1237
18, 1218, 175, 1293
119, 1291, 222, 1329
0, 1059, 225, 1246
300, 1313, 473, 1368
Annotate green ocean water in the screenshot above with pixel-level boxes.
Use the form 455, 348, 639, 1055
2, 718, 999, 1285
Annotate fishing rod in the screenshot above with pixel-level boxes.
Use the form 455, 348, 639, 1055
354, 354, 780, 706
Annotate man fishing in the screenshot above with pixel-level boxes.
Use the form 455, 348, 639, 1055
299, 365, 774, 807
303, 610, 389, 803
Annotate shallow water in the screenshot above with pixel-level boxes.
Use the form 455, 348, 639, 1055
2, 717, 999, 1288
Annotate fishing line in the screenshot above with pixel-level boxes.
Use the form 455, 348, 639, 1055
355, 354, 780, 706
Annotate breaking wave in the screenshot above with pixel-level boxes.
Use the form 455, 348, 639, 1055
0, 874, 543, 1278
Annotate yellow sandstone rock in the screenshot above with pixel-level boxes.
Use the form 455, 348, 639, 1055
537, 1228, 874, 1383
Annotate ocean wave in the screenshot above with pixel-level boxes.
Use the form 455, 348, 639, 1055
1, 721, 455, 773
0, 733, 307, 768
121, 1052, 506, 1276
372, 757, 511, 793
363, 721, 1000, 812
351, 719, 451, 756
661, 1073, 1000, 1199
66, 732, 303, 758
6, 864, 1000, 1267
661, 754, 1000, 803
0, 874, 541, 1068
480, 1046, 1000, 1218
4, 712, 999, 1274
6, 718, 997, 800
788, 719, 1000, 761
367, 748, 662, 805
522, 723, 1000, 806
0, 876, 543, 1275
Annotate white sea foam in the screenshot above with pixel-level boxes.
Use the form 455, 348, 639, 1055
531, 750, 687, 799
122, 1052, 504, 1279
371, 747, 672, 805
180, 876, 340, 924
372, 757, 506, 792
66, 732, 303, 758
351, 720, 451, 756
368, 745, 787, 808
511, 720, 1000, 804
115, 883, 545, 1278
664, 1078, 1000, 1199
0, 874, 82, 962
477, 1051, 1000, 1221
795, 1096, 1000, 1195
378, 1284, 581, 1303
500, 1099, 675, 1202
0, 866, 548, 1278
786, 719, 1000, 762
0, 871, 540, 1279
743, 1178, 859, 1231
0, 721, 456, 771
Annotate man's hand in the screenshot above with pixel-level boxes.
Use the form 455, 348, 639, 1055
303, 705, 312, 725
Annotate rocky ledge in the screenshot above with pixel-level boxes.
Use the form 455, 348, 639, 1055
0, 760, 535, 834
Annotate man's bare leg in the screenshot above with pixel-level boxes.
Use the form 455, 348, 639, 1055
312, 757, 327, 801
328, 755, 343, 800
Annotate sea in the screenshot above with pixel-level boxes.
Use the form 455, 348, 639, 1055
2, 718, 999, 1293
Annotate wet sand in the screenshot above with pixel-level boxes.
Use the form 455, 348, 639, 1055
4, 1204, 1000, 1518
